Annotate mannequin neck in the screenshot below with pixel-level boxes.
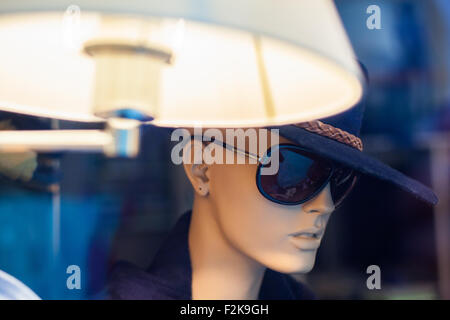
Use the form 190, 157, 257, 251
188, 195, 265, 300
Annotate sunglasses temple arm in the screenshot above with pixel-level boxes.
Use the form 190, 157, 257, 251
193, 135, 262, 163
209, 139, 261, 163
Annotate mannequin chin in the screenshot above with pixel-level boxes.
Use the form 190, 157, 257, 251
183, 130, 335, 299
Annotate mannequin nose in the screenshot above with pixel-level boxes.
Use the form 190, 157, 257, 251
302, 183, 335, 216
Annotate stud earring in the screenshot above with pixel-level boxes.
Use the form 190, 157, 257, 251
198, 186, 208, 196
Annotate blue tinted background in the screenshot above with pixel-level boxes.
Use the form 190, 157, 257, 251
0, 0, 449, 299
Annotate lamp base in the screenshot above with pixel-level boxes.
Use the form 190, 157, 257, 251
84, 39, 173, 122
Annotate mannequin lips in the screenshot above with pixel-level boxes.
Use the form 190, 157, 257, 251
288, 228, 324, 251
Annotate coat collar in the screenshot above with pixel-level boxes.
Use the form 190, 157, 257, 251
107, 211, 315, 300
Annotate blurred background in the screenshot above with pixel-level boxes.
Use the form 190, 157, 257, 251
0, 0, 449, 299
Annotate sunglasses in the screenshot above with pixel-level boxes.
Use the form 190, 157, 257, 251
200, 137, 358, 207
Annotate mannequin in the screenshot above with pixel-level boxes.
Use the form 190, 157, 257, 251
183, 130, 333, 299
106, 101, 437, 300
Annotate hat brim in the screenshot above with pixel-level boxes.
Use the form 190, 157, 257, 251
276, 125, 438, 206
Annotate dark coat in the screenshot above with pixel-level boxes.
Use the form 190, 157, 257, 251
106, 211, 315, 300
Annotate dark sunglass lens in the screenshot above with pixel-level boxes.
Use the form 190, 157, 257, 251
259, 146, 332, 204
330, 167, 358, 207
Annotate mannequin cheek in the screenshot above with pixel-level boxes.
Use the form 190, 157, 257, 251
209, 165, 276, 248
209, 164, 257, 215
209, 163, 311, 271
217, 206, 293, 267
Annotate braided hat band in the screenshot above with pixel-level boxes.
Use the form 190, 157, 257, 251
294, 121, 363, 151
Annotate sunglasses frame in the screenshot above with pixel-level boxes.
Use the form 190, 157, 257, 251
256, 144, 336, 206
193, 136, 357, 207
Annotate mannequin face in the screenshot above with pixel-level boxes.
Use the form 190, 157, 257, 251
184, 130, 335, 274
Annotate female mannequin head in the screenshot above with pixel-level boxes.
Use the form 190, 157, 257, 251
182, 129, 335, 275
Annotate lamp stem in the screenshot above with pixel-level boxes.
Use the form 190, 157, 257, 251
0, 117, 141, 157
0, 130, 111, 153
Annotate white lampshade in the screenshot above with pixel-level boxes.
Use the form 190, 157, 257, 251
0, 0, 364, 128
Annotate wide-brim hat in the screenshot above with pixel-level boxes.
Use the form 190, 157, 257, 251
273, 101, 438, 206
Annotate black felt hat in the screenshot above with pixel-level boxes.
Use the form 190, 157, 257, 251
274, 100, 438, 205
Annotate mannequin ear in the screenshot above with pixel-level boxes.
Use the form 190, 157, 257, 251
182, 139, 211, 196
183, 162, 210, 196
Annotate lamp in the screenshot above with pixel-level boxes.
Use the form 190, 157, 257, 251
0, 0, 364, 155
